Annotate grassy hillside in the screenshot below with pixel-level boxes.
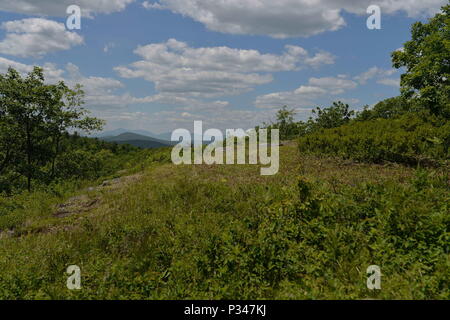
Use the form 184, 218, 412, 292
0, 143, 448, 299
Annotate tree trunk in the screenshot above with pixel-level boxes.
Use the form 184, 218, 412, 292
51, 134, 60, 178
26, 122, 32, 192
0, 146, 11, 174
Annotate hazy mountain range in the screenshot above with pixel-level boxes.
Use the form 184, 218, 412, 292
99, 131, 176, 149
93, 128, 173, 141
94, 128, 224, 148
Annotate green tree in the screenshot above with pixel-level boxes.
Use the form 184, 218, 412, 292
392, 4, 450, 118
261, 106, 299, 140
276, 106, 296, 139
309, 101, 355, 131
45, 82, 104, 177
356, 96, 412, 121
0, 67, 103, 191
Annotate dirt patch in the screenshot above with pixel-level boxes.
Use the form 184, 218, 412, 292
53, 173, 144, 219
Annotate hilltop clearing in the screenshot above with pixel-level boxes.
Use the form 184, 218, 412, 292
0, 143, 447, 299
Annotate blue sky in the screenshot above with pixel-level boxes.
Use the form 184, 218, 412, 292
0, 0, 447, 134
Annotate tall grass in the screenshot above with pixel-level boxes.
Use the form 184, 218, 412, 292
0, 145, 447, 299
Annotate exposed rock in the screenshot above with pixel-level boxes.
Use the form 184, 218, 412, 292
54, 195, 100, 218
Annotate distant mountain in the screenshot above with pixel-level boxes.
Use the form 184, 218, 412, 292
94, 128, 159, 139
94, 129, 214, 146
152, 132, 173, 141
93, 129, 209, 143
101, 132, 175, 149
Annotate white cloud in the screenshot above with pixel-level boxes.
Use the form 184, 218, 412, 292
308, 77, 358, 94
255, 76, 358, 108
0, 0, 134, 17
354, 66, 397, 84
0, 57, 134, 108
304, 52, 336, 68
338, 98, 360, 105
0, 57, 67, 81
377, 78, 400, 87
0, 18, 83, 58
0, 56, 233, 113
0, 56, 33, 74
144, 0, 447, 38
64, 63, 130, 106
142, 1, 164, 10
99, 107, 277, 134
115, 39, 334, 98
128, 92, 231, 111
62, 64, 231, 110
255, 66, 401, 109
354, 66, 400, 87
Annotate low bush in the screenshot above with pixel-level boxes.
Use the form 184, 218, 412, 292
298, 114, 449, 166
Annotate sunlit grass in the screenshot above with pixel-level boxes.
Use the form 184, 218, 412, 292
0, 143, 448, 300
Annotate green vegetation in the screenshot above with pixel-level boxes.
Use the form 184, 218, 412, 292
299, 113, 449, 166
0, 146, 172, 233
0, 4, 448, 301
0, 67, 104, 193
392, 4, 450, 118
278, 6, 449, 168
0, 146, 447, 299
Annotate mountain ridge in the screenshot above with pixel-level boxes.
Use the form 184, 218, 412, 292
101, 132, 175, 149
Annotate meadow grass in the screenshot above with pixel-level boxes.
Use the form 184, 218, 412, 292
0, 143, 448, 299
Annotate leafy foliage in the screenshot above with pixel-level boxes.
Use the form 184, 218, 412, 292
0, 67, 103, 192
296, 6, 450, 167
308, 101, 355, 131
355, 96, 412, 121
262, 106, 303, 140
298, 113, 449, 166
392, 4, 450, 117
264, 101, 356, 140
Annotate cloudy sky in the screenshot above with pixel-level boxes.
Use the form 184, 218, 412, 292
0, 0, 447, 134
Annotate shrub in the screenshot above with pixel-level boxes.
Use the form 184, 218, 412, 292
55, 149, 114, 180
298, 114, 449, 166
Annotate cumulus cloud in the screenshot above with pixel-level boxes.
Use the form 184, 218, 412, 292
142, 1, 164, 10
63, 63, 132, 108
62, 63, 231, 110
0, 18, 83, 58
0, 57, 133, 108
0, 56, 34, 74
308, 77, 358, 94
143, 0, 447, 38
377, 78, 400, 87
354, 66, 397, 85
133, 93, 230, 110
354, 66, 400, 88
0, 55, 231, 113
98, 107, 278, 134
255, 76, 358, 108
255, 66, 402, 109
115, 39, 335, 98
0, 0, 134, 17
0, 57, 68, 81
